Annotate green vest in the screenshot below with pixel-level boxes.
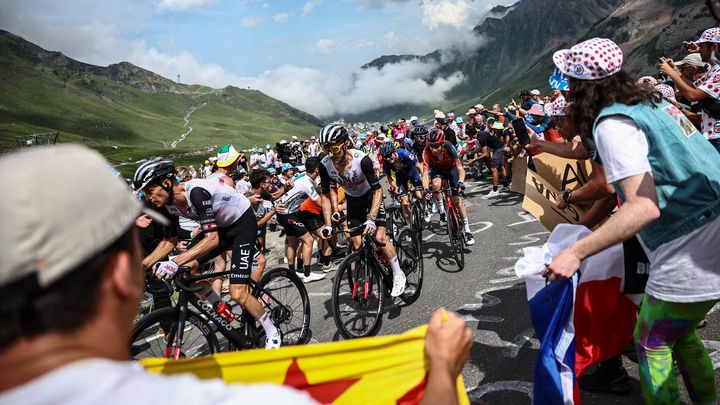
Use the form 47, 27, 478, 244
593, 101, 720, 250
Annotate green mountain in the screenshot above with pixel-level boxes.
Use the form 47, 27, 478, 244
348, 0, 713, 122
0, 29, 323, 170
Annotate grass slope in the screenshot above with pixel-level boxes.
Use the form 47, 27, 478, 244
0, 31, 323, 173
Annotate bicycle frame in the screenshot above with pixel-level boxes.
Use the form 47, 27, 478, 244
164, 268, 286, 359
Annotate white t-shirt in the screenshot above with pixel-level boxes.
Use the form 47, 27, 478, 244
0, 358, 317, 405
595, 115, 720, 303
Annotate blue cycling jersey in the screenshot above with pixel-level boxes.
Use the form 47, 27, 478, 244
384, 148, 419, 177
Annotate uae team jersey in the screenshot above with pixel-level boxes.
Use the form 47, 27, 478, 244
280, 173, 319, 214
319, 150, 381, 198
165, 178, 251, 232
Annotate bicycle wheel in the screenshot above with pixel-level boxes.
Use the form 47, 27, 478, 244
411, 200, 424, 237
446, 205, 465, 271
255, 267, 311, 345
332, 251, 384, 339
396, 227, 424, 304
130, 307, 219, 360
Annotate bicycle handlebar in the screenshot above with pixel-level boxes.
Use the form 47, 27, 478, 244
173, 266, 204, 293
331, 225, 386, 247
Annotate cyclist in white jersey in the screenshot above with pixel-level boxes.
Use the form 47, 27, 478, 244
278, 156, 327, 283
316, 124, 407, 297
133, 159, 282, 349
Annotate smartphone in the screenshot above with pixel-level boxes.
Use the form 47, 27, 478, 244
511, 118, 530, 146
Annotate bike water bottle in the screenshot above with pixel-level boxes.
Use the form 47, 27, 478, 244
213, 300, 235, 322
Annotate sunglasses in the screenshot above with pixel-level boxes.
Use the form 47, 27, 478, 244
326, 142, 345, 154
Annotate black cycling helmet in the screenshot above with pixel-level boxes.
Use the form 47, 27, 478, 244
428, 128, 445, 145
133, 159, 175, 191
438, 117, 450, 126
379, 142, 396, 158
412, 124, 429, 138
318, 124, 349, 145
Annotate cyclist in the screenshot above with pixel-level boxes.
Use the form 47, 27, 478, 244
316, 124, 407, 297
422, 129, 475, 246
379, 142, 426, 227
133, 159, 282, 349
277, 156, 327, 283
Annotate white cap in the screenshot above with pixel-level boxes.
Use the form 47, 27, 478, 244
530, 89, 541, 96
474, 104, 485, 111
0, 145, 167, 291
434, 112, 446, 119
410, 116, 418, 122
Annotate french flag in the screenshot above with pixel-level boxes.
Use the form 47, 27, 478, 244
515, 224, 643, 404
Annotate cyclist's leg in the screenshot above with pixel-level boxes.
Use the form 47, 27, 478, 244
226, 211, 281, 347
211, 251, 227, 295
448, 166, 472, 235
429, 167, 444, 216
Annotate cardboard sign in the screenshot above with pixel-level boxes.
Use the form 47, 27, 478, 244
522, 169, 587, 231
510, 157, 528, 194
532, 153, 593, 192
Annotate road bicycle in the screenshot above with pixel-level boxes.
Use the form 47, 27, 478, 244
130, 266, 310, 360
331, 224, 423, 339
439, 187, 466, 270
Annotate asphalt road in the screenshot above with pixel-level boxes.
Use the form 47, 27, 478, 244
278, 177, 720, 405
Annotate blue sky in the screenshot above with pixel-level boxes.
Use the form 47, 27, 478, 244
0, 0, 518, 116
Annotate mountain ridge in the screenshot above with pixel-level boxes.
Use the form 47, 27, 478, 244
349, 0, 712, 122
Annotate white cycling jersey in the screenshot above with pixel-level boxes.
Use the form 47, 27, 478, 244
165, 178, 251, 230
280, 173, 319, 214
320, 150, 375, 198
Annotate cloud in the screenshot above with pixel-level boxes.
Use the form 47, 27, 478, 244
302, 0, 321, 16
311, 38, 336, 54
236, 60, 465, 117
383, 31, 401, 47
353, 0, 411, 10
156, 0, 214, 12
239, 16, 260, 28
273, 12, 289, 23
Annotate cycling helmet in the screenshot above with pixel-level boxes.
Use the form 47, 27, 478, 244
379, 142, 396, 158
428, 129, 445, 145
318, 124, 349, 145
133, 159, 175, 191
438, 117, 450, 126
412, 124, 429, 137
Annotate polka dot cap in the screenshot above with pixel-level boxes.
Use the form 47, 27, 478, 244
697, 27, 720, 44
654, 84, 676, 102
553, 38, 624, 81
637, 76, 657, 86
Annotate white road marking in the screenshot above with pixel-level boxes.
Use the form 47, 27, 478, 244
466, 380, 534, 401
507, 211, 538, 227
471, 221, 494, 234
508, 231, 550, 246
500, 328, 535, 358
423, 232, 436, 241
308, 292, 332, 297
462, 315, 504, 323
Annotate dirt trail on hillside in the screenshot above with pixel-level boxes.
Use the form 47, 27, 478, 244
171, 102, 207, 149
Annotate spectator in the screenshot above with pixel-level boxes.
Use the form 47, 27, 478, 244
659, 27, 720, 152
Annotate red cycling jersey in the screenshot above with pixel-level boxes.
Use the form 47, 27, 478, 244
422, 141, 458, 171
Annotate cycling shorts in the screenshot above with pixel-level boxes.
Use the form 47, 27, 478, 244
297, 210, 324, 232
347, 192, 387, 236
187, 209, 257, 285
429, 166, 461, 196
277, 212, 308, 237
394, 166, 423, 197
